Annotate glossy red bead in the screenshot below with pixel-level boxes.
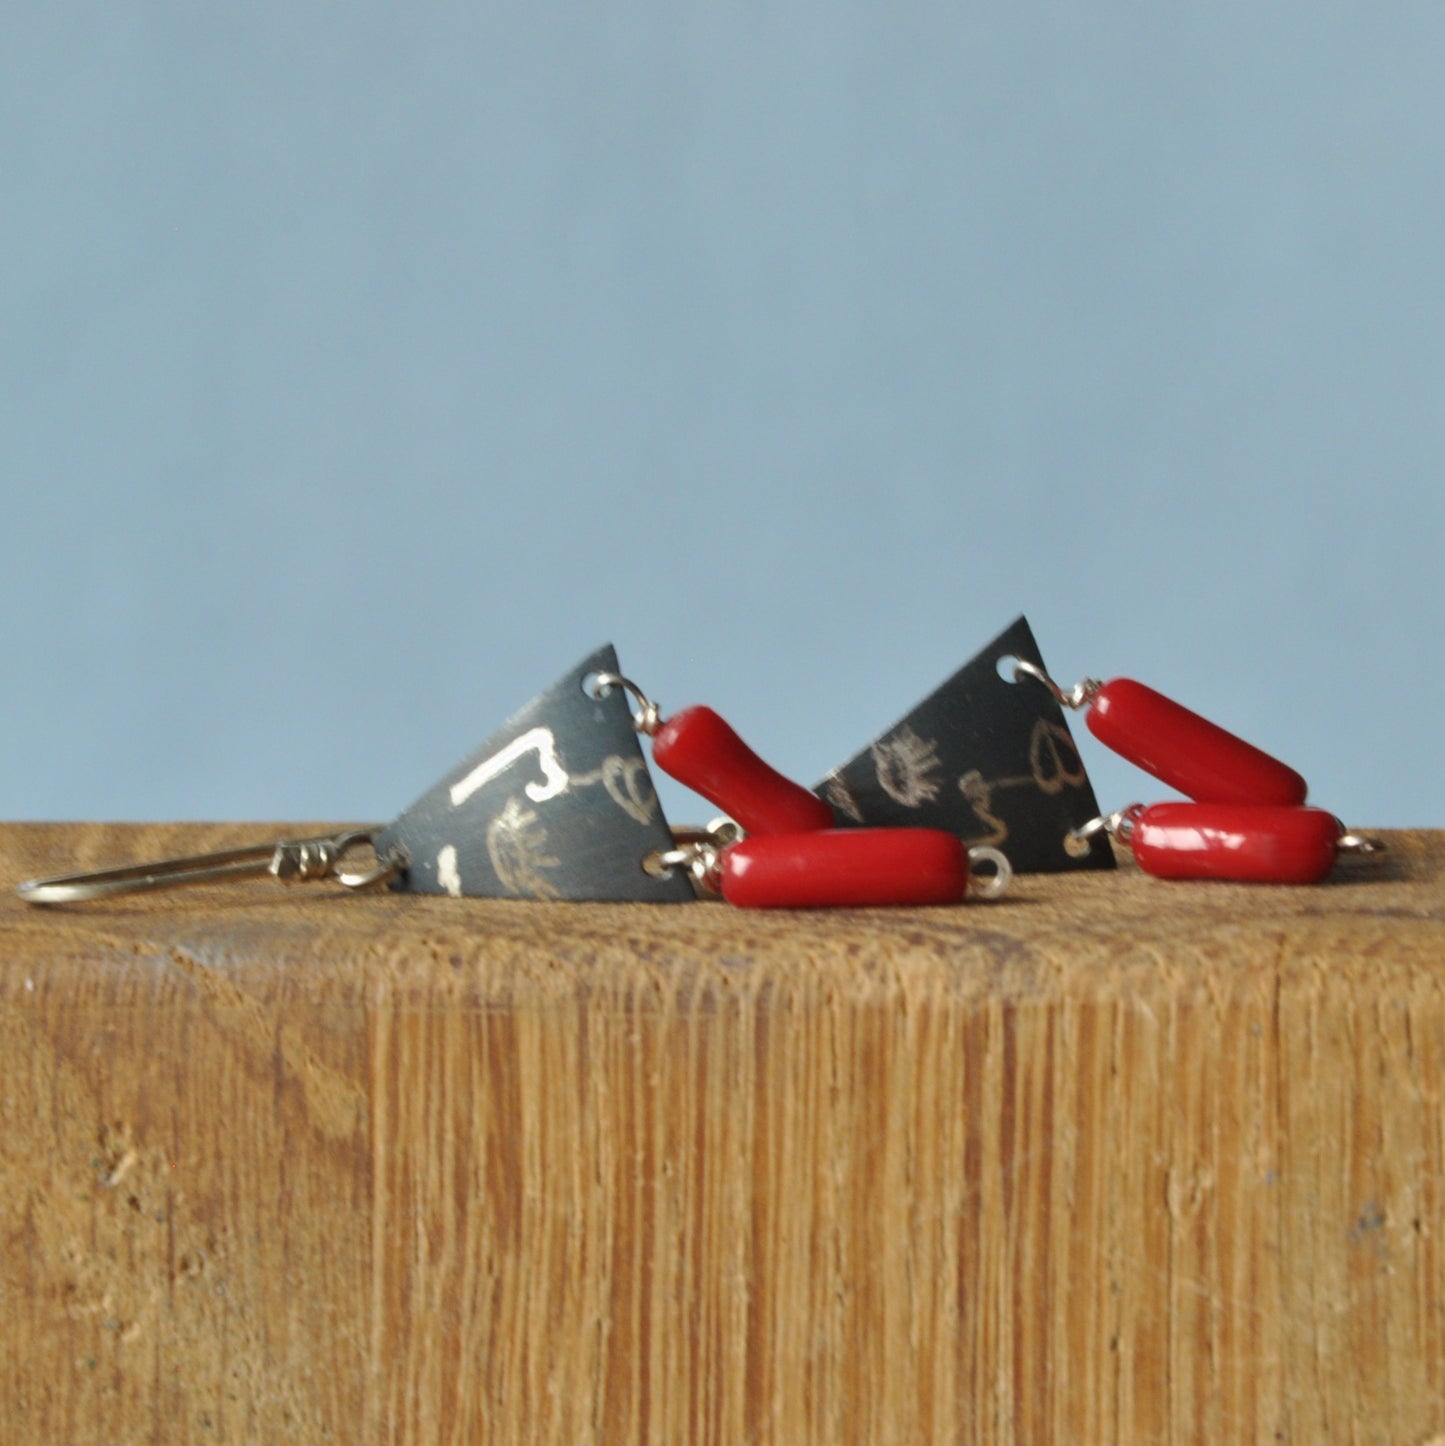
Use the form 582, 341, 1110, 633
1086, 678, 1308, 806
1128, 803, 1342, 883
651, 705, 835, 836
718, 828, 969, 909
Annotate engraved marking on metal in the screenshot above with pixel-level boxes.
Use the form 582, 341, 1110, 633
377, 644, 694, 901
817, 616, 1115, 875
871, 726, 945, 807
449, 725, 571, 807
571, 754, 659, 825
486, 798, 563, 898
820, 772, 865, 822
437, 844, 462, 897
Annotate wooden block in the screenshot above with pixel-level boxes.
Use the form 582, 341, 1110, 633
1, 822, 1443, 1442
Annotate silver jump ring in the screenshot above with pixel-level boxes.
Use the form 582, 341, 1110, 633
643, 840, 722, 892
1068, 805, 1142, 849
588, 671, 663, 736
643, 820, 738, 891
1069, 814, 1115, 844
966, 845, 1013, 900
1338, 832, 1386, 855
1011, 659, 1101, 711
331, 829, 406, 890
644, 846, 700, 877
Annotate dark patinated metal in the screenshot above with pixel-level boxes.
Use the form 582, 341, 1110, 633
816, 616, 1115, 874
378, 645, 695, 900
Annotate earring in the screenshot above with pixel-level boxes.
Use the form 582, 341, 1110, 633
373, 644, 691, 901
18, 645, 691, 905
18, 643, 1013, 910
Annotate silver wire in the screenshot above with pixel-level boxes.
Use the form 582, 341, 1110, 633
1010, 658, 1102, 711
1068, 805, 1142, 849
16, 827, 400, 904
588, 671, 663, 735
965, 845, 1013, 900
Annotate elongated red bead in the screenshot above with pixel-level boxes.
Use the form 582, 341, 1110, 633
1086, 679, 1307, 805
651, 705, 835, 836
1129, 803, 1341, 883
719, 828, 968, 908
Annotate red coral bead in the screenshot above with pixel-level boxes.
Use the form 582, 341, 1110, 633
1087, 679, 1308, 805
651, 705, 835, 836
718, 828, 969, 908
1128, 803, 1342, 883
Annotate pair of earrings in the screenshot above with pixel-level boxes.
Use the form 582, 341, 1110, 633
1011, 663, 1382, 882
20, 617, 1373, 908
19, 618, 1113, 909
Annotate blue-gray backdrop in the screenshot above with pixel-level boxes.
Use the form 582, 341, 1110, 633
3, 4, 1441, 831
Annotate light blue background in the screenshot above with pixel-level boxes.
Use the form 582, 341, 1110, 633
3, 4, 1441, 830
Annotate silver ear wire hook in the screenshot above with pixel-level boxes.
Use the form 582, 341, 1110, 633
16, 827, 402, 905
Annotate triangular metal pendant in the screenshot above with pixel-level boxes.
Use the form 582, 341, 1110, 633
816, 616, 1115, 874
376, 645, 695, 900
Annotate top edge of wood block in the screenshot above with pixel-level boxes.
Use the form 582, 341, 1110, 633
1, 823, 1442, 1008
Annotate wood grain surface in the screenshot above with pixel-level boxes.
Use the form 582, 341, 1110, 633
1, 823, 1443, 1444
